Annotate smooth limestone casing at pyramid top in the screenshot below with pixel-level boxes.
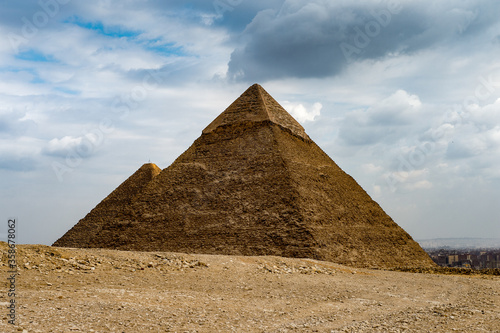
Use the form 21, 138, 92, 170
53, 84, 435, 269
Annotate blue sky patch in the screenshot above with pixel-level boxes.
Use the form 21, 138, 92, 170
1, 66, 46, 84
142, 39, 186, 57
66, 16, 141, 39
30, 75, 46, 84
65, 16, 185, 57
15, 49, 58, 63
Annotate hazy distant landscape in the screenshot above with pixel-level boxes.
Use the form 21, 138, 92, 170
417, 238, 500, 250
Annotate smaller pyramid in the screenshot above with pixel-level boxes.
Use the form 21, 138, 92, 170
53, 163, 161, 248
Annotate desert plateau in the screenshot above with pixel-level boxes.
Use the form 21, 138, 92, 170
1, 243, 499, 332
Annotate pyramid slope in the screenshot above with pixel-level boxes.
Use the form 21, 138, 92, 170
53, 163, 161, 248
270, 126, 434, 268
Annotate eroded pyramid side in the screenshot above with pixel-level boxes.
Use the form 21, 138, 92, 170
53, 163, 161, 248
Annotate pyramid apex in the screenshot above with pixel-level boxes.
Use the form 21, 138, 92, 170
141, 162, 161, 171
203, 84, 310, 140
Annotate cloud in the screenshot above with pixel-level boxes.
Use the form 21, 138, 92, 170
362, 163, 383, 173
446, 137, 487, 159
444, 99, 500, 160
338, 90, 422, 146
227, 0, 500, 81
43, 135, 101, 158
282, 101, 322, 123
445, 125, 500, 159
0, 154, 37, 172
0, 109, 37, 137
382, 167, 433, 193
405, 180, 433, 190
464, 98, 500, 128
0, 136, 41, 172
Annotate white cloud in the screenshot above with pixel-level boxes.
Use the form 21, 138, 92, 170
338, 90, 423, 146
362, 163, 383, 173
390, 168, 429, 183
282, 101, 322, 123
405, 180, 433, 191
44, 135, 103, 158
368, 90, 422, 125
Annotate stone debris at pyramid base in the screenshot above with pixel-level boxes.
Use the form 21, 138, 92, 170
53, 84, 436, 269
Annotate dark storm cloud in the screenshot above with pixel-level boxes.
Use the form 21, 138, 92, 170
177, 0, 285, 29
227, 0, 500, 82
112, 0, 285, 30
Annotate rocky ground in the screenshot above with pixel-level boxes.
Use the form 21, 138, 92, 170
1, 243, 499, 332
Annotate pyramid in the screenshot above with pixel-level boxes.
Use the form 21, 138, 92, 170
53, 84, 435, 269
53, 163, 161, 248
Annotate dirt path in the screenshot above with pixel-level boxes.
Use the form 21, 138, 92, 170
1, 244, 499, 332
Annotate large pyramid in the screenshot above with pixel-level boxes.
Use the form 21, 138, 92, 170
54, 84, 435, 269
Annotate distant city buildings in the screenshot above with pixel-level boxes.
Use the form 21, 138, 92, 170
426, 249, 500, 269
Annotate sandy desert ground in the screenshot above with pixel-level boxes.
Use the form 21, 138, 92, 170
1, 243, 499, 332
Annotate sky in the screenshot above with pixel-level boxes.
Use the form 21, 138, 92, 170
1, 0, 499, 245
